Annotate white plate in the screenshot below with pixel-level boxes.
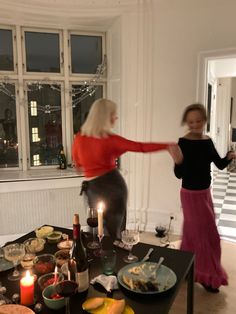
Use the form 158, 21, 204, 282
117, 261, 177, 294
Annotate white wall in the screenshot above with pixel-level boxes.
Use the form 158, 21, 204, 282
147, 0, 236, 232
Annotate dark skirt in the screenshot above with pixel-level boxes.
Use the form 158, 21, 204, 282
80, 169, 128, 240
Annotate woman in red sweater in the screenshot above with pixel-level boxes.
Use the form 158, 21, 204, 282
72, 98, 182, 239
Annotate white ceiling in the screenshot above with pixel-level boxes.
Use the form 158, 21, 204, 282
0, 0, 138, 29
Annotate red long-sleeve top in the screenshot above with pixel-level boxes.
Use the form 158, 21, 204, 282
72, 133, 170, 178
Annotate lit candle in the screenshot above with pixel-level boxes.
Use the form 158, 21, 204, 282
97, 202, 104, 236
20, 270, 34, 305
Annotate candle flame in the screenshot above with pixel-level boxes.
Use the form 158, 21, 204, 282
98, 201, 104, 211
25, 270, 31, 278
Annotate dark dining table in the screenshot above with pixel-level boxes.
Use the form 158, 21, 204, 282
0, 226, 194, 314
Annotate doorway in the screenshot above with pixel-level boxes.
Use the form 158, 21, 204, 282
198, 51, 236, 241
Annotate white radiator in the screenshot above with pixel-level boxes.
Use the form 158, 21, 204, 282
0, 186, 86, 236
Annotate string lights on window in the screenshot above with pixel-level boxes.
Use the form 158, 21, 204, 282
0, 54, 107, 114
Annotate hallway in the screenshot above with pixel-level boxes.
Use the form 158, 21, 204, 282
213, 171, 236, 241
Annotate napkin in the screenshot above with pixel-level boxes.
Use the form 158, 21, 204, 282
90, 274, 118, 292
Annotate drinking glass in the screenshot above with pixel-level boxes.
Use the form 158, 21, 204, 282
121, 229, 140, 263
4, 243, 25, 280
87, 208, 100, 249
55, 279, 78, 314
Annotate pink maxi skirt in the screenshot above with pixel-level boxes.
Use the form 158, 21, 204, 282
180, 187, 228, 289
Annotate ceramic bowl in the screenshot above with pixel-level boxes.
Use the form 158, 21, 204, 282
42, 284, 65, 310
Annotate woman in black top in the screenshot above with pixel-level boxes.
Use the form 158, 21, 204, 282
174, 104, 236, 293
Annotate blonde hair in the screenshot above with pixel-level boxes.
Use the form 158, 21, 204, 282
81, 98, 117, 137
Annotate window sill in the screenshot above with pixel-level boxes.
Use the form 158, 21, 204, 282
0, 168, 83, 182
0, 168, 84, 193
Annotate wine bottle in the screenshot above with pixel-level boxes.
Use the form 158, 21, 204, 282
57, 145, 67, 169
69, 214, 89, 293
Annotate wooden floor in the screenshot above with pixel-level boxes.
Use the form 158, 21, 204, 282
140, 232, 236, 314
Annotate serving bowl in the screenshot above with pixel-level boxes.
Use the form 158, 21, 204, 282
47, 231, 62, 243
35, 226, 54, 239
33, 254, 56, 275
42, 284, 65, 310
38, 272, 64, 291
23, 238, 45, 253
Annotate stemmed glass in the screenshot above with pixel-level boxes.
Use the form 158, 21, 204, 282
55, 279, 78, 314
86, 207, 100, 249
4, 243, 25, 280
121, 229, 140, 263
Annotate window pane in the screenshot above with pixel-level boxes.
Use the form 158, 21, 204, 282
72, 85, 103, 135
0, 83, 18, 168
27, 84, 62, 167
71, 35, 102, 74
25, 32, 60, 73
0, 29, 14, 71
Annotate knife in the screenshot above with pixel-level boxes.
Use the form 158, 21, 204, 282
156, 256, 164, 270
141, 248, 154, 262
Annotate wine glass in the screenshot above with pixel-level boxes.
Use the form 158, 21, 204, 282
55, 279, 78, 314
4, 243, 25, 280
87, 208, 100, 249
121, 229, 140, 263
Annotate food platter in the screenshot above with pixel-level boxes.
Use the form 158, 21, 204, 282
0, 304, 35, 314
0, 258, 20, 272
117, 261, 177, 294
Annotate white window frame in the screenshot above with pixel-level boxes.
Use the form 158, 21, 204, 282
0, 25, 17, 75
24, 80, 66, 170
0, 26, 107, 172
68, 30, 106, 77
21, 27, 64, 76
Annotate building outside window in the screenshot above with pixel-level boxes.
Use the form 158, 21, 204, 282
0, 26, 106, 170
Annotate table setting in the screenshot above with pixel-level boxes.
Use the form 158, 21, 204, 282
0, 207, 194, 314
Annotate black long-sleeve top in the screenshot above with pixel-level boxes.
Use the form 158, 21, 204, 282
174, 137, 231, 190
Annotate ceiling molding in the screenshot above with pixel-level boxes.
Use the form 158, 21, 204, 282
0, 0, 138, 28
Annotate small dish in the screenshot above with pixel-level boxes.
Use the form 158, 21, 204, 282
35, 226, 54, 239
23, 238, 45, 253
38, 272, 64, 291
57, 240, 73, 250
33, 254, 56, 275
54, 249, 70, 267
47, 231, 62, 243
42, 284, 65, 310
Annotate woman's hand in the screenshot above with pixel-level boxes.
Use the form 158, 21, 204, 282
168, 144, 183, 164
227, 151, 236, 160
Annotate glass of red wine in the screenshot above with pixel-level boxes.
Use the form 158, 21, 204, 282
55, 280, 78, 314
87, 207, 100, 249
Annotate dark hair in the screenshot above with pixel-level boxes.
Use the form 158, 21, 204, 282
181, 103, 207, 126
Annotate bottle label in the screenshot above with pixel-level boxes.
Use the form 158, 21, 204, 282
76, 269, 89, 292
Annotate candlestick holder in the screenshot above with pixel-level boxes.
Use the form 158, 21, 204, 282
93, 234, 104, 257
